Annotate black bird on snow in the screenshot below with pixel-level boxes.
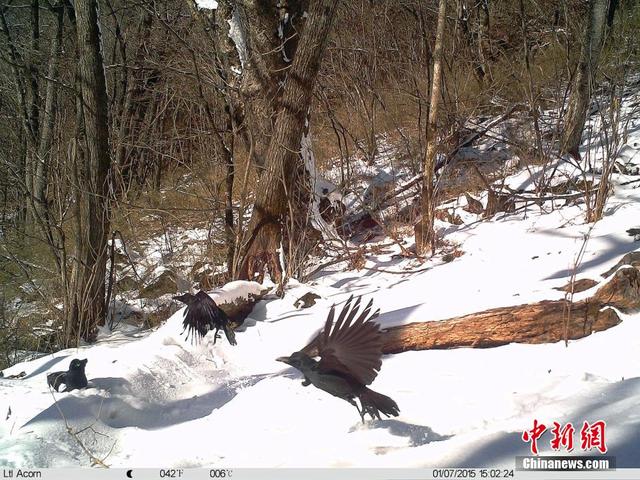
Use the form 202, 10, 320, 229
277, 296, 399, 422
46, 358, 88, 392
173, 291, 237, 345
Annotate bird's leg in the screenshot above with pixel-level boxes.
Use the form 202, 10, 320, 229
358, 407, 366, 423
301, 377, 311, 387
358, 398, 380, 423
346, 397, 365, 423
363, 403, 380, 421
213, 328, 221, 344
359, 396, 380, 421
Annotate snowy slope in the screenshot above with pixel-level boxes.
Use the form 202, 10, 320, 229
1, 106, 640, 468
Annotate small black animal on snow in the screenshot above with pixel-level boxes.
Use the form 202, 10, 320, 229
277, 295, 400, 423
294, 292, 321, 309
173, 291, 237, 345
47, 358, 88, 392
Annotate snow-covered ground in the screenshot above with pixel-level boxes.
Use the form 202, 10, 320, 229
1, 97, 639, 468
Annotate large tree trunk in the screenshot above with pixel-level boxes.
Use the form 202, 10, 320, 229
223, 0, 308, 169
415, 0, 446, 255
66, 0, 111, 345
560, 0, 609, 159
239, 0, 339, 284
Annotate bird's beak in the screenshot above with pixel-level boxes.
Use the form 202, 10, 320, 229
276, 356, 290, 364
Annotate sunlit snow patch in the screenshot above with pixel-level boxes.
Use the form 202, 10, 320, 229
195, 0, 217, 9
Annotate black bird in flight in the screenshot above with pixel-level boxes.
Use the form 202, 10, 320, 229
277, 296, 399, 422
173, 291, 237, 345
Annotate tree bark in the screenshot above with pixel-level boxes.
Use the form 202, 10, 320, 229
239, 0, 339, 283
416, 0, 446, 255
227, 0, 308, 168
66, 0, 112, 345
560, 0, 609, 159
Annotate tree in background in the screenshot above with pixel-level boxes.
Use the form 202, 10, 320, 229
561, 0, 611, 159
238, 0, 339, 285
415, 0, 446, 256
66, 0, 112, 343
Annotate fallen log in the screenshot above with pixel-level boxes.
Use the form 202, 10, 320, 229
553, 278, 599, 293
601, 251, 640, 278
301, 265, 639, 356
381, 300, 618, 354
380, 266, 640, 354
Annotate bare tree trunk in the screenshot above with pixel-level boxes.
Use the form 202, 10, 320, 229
416, 0, 446, 256
224, 131, 236, 278
225, 0, 307, 169
0, 5, 36, 229
560, 0, 609, 159
32, 3, 65, 273
456, 0, 489, 84
66, 0, 111, 345
207, 3, 240, 279
476, 0, 490, 80
112, 10, 153, 195
35, 6, 63, 210
239, 0, 339, 284
23, 0, 41, 214
1, 1, 67, 252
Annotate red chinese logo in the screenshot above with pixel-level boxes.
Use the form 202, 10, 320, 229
550, 421, 575, 452
580, 420, 607, 454
522, 419, 607, 455
522, 419, 547, 454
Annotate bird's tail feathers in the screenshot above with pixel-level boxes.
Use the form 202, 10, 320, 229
360, 387, 400, 419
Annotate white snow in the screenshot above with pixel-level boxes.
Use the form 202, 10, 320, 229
194, 0, 217, 10
1, 94, 640, 469
301, 127, 343, 243
228, 8, 247, 69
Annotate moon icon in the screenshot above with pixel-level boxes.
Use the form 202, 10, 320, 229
126, 470, 133, 478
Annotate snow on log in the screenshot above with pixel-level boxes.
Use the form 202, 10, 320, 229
207, 280, 270, 328
380, 266, 640, 354
300, 263, 640, 357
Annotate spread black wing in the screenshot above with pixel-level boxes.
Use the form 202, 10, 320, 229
181, 291, 230, 344
316, 295, 382, 386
